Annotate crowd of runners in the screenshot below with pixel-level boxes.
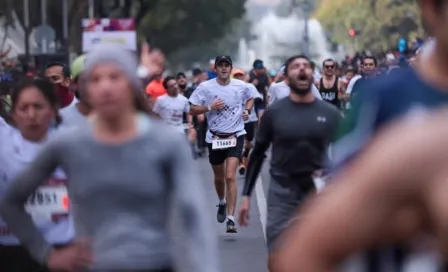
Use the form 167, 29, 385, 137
1, 0, 448, 271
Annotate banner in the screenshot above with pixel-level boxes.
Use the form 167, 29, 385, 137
82, 18, 136, 52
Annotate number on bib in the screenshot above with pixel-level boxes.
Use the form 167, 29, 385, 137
25, 186, 69, 222
212, 138, 237, 150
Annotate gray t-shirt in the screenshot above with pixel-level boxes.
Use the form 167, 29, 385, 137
0, 116, 218, 272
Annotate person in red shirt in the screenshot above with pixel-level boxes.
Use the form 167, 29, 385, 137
145, 76, 166, 101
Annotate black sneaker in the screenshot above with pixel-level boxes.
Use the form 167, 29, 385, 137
226, 219, 237, 233
216, 203, 227, 223
238, 165, 246, 175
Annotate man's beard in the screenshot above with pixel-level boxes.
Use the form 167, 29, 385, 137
179, 83, 187, 89
288, 78, 312, 96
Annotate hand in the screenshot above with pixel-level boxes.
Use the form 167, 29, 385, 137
140, 43, 165, 77
210, 99, 225, 110
242, 110, 249, 121
252, 79, 259, 86
238, 196, 251, 227
46, 238, 93, 272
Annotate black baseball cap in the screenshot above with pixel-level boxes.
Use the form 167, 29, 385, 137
215, 55, 232, 66
176, 72, 186, 79
253, 59, 264, 69
192, 68, 202, 76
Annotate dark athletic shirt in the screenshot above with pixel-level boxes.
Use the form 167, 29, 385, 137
249, 70, 269, 103
257, 97, 340, 179
333, 67, 448, 271
319, 77, 340, 108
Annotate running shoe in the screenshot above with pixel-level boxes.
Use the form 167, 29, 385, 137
216, 203, 227, 223
238, 165, 246, 175
226, 219, 237, 233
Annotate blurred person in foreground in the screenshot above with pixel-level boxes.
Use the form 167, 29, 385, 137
275, 107, 448, 272
0, 44, 218, 272
278, 0, 448, 271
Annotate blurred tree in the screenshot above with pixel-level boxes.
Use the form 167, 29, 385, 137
0, 0, 246, 57
314, 0, 424, 52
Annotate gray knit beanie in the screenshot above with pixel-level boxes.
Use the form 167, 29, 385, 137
83, 44, 141, 90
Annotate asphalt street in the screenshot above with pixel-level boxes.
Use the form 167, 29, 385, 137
170, 155, 268, 272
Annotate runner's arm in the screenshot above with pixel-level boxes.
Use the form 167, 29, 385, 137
311, 84, 322, 100
0, 139, 61, 264
188, 84, 210, 115
276, 122, 424, 271
170, 133, 219, 272
243, 108, 274, 196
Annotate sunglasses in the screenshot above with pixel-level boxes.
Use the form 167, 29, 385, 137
325, 65, 334, 69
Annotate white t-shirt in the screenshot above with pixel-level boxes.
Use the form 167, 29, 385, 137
153, 94, 190, 133
246, 83, 262, 123
59, 102, 89, 129
189, 78, 253, 143
346, 74, 362, 95
268, 81, 322, 105
0, 117, 74, 245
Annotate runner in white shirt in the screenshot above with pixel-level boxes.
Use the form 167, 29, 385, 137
231, 69, 263, 175
268, 79, 322, 105
0, 78, 73, 271
153, 76, 197, 158
153, 76, 191, 134
189, 56, 254, 233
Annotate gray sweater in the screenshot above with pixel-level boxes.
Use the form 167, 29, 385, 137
0, 116, 219, 271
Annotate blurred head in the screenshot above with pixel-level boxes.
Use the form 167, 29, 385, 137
11, 78, 60, 141
201, 71, 209, 82
70, 54, 86, 99
192, 68, 203, 84
45, 62, 71, 87
232, 69, 246, 81
284, 55, 313, 96
214, 56, 233, 81
253, 59, 265, 74
362, 56, 377, 74
209, 59, 215, 70
83, 45, 148, 121
322, 59, 336, 76
419, 0, 448, 51
163, 76, 179, 96
176, 72, 188, 89
345, 69, 355, 82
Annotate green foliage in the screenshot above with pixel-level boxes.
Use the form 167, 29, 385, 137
0, 0, 246, 57
314, 0, 424, 52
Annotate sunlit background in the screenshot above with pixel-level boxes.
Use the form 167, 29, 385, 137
0, 0, 424, 71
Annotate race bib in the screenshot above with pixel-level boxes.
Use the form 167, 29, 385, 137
25, 186, 69, 222
212, 137, 237, 150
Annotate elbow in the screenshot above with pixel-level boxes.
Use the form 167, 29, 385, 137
189, 107, 200, 116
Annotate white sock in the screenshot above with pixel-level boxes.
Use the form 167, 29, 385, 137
227, 215, 235, 222
219, 199, 226, 205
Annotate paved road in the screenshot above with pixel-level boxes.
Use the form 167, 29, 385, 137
170, 156, 268, 272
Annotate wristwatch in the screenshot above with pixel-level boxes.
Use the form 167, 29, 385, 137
207, 105, 212, 112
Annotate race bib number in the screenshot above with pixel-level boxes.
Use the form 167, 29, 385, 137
25, 186, 69, 222
212, 138, 237, 150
